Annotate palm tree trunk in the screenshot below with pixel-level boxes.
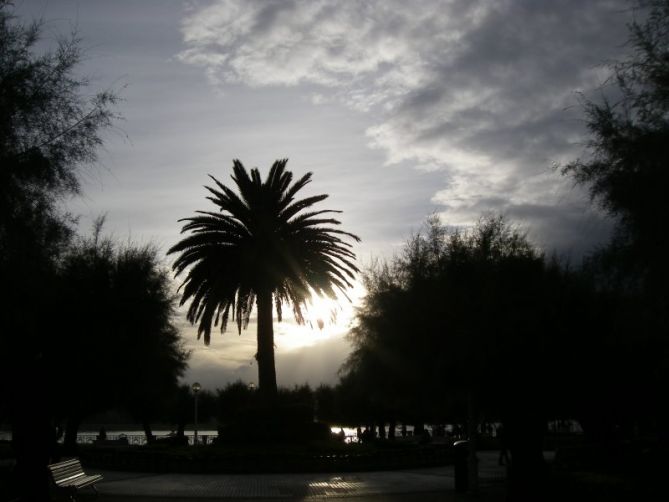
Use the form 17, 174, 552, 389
256, 290, 278, 401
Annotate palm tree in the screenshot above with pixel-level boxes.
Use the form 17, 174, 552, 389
168, 159, 359, 400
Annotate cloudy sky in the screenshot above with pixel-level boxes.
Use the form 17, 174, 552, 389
17, 0, 633, 389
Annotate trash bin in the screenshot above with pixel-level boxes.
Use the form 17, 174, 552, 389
453, 439, 469, 493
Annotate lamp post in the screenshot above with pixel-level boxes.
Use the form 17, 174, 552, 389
192, 382, 201, 446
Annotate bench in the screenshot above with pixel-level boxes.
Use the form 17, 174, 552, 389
48, 458, 103, 500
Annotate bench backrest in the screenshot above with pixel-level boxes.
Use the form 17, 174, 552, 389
48, 459, 85, 484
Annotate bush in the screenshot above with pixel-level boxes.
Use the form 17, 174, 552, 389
216, 420, 332, 444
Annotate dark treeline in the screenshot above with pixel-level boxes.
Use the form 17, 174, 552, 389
82, 378, 441, 441
73, 381, 369, 445
339, 214, 665, 499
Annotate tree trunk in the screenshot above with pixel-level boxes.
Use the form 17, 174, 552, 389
8, 357, 55, 501
11, 408, 53, 501
63, 415, 81, 453
388, 419, 396, 439
256, 289, 278, 401
467, 392, 479, 494
505, 411, 547, 502
142, 420, 155, 444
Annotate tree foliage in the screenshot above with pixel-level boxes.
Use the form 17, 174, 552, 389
344, 215, 548, 420
343, 212, 666, 500
0, 1, 118, 371
0, 2, 117, 200
0, 1, 118, 265
563, 0, 669, 302
55, 220, 189, 445
561, 0, 669, 448
0, 4, 121, 497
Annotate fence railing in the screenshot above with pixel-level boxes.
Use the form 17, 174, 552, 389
75, 433, 217, 446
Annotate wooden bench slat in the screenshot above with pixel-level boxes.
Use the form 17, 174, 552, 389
54, 474, 86, 486
69, 475, 102, 488
51, 461, 79, 469
50, 459, 79, 467
52, 467, 83, 479
52, 467, 85, 480
49, 460, 80, 471
64, 477, 90, 488
50, 460, 83, 475
64, 474, 101, 485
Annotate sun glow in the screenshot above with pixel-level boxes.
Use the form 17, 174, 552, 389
276, 283, 365, 351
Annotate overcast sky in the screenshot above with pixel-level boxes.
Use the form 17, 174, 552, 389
17, 0, 633, 389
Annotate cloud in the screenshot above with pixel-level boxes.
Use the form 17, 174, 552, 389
179, 0, 630, 256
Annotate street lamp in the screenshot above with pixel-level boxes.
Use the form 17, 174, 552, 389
192, 382, 201, 446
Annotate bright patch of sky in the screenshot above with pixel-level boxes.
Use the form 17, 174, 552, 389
17, 0, 631, 389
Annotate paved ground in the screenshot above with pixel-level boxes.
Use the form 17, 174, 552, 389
87, 451, 532, 500
95, 491, 506, 502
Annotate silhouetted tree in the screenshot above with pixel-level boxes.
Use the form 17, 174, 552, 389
112, 245, 189, 443
216, 380, 255, 424
0, 4, 118, 499
277, 384, 315, 423
56, 221, 189, 448
197, 389, 218, 425
563, 0, 669, 443
563, 0, 669, 309
313, 384, 341, 425
344, 215, 575, 500
169, 159, 359, 401
169, 385, 193, 441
